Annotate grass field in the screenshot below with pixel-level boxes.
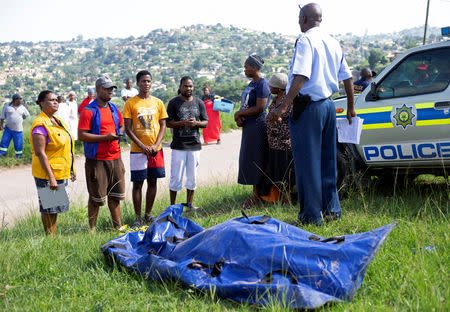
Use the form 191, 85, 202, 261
0, 177, 448, 311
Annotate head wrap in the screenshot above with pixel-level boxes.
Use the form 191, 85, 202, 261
246, 55, 264, 70
87, 88, 95, 94
268, 73, 288, 90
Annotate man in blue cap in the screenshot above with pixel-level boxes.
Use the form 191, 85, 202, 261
78, 76, 125, 232
0, 93, 30, 158
269, 3, 356, 225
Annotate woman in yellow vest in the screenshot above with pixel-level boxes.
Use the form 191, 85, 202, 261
30, 90, 76, 236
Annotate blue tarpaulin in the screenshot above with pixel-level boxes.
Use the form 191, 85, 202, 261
102, 205, 396, 309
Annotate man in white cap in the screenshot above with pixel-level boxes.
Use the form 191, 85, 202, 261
78, 75, 125, 232
0, 93, 30, 158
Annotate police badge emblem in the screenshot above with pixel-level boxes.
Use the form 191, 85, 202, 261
393, 104, 416, 129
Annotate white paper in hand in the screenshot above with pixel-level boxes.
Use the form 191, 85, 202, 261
336, 117, 364, 144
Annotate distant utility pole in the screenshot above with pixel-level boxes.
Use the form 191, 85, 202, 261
423, 0, 430, 45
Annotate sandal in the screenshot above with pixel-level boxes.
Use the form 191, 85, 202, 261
131, 219, 142, 229
143, 215, 155, 224
183, 203, 201, 212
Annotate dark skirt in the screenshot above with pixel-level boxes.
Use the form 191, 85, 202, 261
267, 148, 295, 190
35, 177, 69, 214
238, 118, 268, 185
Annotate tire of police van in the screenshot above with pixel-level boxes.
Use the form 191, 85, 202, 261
337, 143, 370, 198
377, 169, 418, 189
336, 143, 351, 198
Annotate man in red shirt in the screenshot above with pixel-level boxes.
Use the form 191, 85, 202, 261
78, 76, 125, 232
78, 88, 95, 114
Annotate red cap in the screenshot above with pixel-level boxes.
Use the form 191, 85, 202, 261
416, 63, 428, 71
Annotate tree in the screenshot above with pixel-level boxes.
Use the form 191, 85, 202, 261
368, 49, 383, 69
124, 48, 137, 59
192, 57, 206, 70
94, 45, 105, 58
263, 46, 274, 58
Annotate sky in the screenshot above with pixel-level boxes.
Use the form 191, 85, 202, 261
0, 0, 449, 43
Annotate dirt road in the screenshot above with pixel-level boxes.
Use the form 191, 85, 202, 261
0, 130, 241, 228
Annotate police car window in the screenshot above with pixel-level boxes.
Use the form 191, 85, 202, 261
377, 47, 450, 99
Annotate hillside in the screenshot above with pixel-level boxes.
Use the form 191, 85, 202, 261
0, 24, 445, 105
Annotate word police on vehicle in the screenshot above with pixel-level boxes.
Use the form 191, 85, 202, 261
333, 40, 450, 192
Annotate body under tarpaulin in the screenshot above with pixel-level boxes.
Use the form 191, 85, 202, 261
102, 205, 395, 309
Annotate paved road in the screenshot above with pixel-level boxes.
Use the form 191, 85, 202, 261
0, 130, 241, 228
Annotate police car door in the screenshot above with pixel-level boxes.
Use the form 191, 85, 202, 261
358, 45, 450, 168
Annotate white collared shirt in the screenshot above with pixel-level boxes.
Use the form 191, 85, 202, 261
287, 27, 351, 101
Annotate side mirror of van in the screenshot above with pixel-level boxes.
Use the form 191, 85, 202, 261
365, 82, 378, 101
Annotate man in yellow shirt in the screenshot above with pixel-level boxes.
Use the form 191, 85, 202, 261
124, 70, 168, 226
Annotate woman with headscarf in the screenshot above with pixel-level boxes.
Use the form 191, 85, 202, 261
235, 55, 271, 208
30, 90, 76, 236
264, 73, 295, 203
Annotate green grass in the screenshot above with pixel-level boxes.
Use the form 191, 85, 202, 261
0, 177, 448, 311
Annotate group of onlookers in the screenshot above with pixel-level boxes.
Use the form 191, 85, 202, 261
3, 2, 361, 234
27, 72, 210, 235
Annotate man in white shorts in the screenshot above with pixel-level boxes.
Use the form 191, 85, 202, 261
166, 76, 208, 210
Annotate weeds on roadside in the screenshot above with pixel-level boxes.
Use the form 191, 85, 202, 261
0, 177, 448, 311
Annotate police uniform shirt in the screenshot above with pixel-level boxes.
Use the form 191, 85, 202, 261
353, 78, 370, 94
286, 27, 352, 101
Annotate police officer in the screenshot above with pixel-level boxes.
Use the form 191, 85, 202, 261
268, 3, 356, 225
354, 68, 373, 94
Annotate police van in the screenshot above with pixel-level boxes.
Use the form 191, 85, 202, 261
334, 41, 450, 191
